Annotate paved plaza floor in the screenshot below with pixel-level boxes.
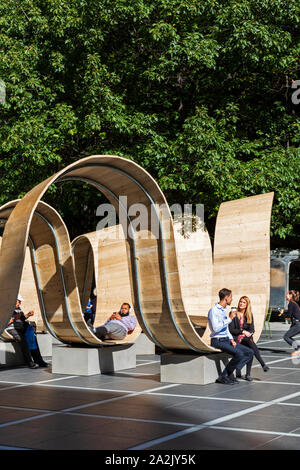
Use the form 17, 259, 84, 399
0, 327, 300, 450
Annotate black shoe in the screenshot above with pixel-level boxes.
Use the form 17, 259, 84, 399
244, 375, 253, 381
28, 362, 39, 369
229, 374, 239, 384
216, 375, 235, 385
263, 365, 270, 372
38, 362, 49, 368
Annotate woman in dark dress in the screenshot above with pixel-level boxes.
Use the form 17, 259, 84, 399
282, 290, 300, 355
229, 296, 269, 381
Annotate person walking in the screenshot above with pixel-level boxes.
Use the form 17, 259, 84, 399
229, 296, 270, 381
208, 288, 254, 385
282, 290, 300, 355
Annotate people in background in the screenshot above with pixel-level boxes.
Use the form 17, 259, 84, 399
281, 290, 300, 355
208, 288, 254, 385
84, 288, 97, 326
229, 296, 270, 381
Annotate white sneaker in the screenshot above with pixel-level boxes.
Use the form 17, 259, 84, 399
290, 349, 300, 356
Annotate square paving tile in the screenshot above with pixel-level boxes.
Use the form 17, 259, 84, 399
92, 377, 171, 392
154, 382, 252, 399
43, 374, 134, 391
0, 385, 127, 411
166, 397, 259, 424
0, 418, 77, 450
266, 370, 300, 384
0, 367, 54, 384
0, 383, 24, 390
146, 427, 277, 450
75, 393, 200, 423
255, 434, 300, 450
74, 393, 254, 426
281, 395, 300, 405
208, 381, 300, 403
219, 404, 300, 433
0, 413, 183, 450
0, 408, 44, 425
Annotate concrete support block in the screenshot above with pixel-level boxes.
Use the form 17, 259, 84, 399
0, 333, 52, 367
36, 333, 53, 357
135, 333, 155, 355
52, 344, 137, 376
160, 352, 233, 385
0, 341, 25, 367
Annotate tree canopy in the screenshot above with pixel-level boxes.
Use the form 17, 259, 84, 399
0, 0, 299, 245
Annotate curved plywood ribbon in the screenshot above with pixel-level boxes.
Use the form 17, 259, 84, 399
0, 199, 103, 345
0, 200, 44, 339
72, 227, 142, 343
0, 200, 141, 346
0, 155, 274, 351
210, 192, 274, 345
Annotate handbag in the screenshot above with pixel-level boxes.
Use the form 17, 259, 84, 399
25, 324, 38, 350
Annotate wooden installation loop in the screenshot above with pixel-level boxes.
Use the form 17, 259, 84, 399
0, 155, 274, 351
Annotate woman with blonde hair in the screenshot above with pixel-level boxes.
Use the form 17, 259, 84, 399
229, 296, 269, 381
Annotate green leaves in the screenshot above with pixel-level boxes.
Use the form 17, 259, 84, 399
0, 0, 299, 245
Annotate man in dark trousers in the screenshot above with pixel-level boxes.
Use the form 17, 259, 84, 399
208, 288, 254, 385
84, 288, 97, 326
6, 294, 48, 369
89, 302, 137, 340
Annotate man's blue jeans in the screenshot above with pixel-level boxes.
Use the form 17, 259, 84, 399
211, 337, 254, 377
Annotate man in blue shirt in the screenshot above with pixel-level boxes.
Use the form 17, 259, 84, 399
208, 288, 254, 385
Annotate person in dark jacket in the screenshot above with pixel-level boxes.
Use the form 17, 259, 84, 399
84, 288, 97, 326
6, 294, 48, 368
282, 290, 300, 355
229, 296, 270, 381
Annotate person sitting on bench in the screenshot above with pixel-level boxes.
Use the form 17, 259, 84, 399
89, 302, 137, 340
6, 294, 48, 369
208, 288, 254, 385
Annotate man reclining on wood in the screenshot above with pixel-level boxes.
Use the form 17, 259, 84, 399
88, 302, 137, 340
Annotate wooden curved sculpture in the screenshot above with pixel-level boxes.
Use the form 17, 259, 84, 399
211, 193, 274, 344
0, 198, 140, 346
0, 155, 274, 351
72, 227, 141, 344
0, 200, 44, 339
